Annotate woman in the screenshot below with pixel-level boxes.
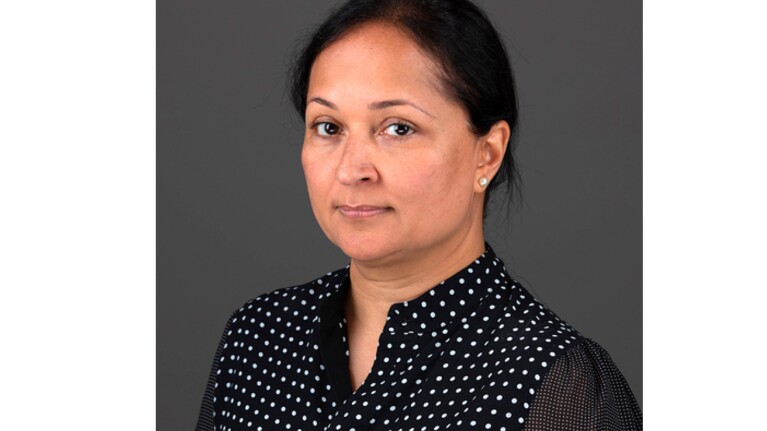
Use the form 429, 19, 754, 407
196, 0, 641, 430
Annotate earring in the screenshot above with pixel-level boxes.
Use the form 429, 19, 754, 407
478, 177, 489, 187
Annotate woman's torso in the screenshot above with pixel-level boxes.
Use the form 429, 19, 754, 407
196, 247, 641, 430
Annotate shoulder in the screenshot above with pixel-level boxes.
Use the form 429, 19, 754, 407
495, 280, 642, 428
497, 280, 633, 387
223, 266, 349, 335
488, 278, 622, 392
493, 279, 585, 364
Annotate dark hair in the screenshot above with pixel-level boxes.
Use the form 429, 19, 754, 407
289, 0, 520, 213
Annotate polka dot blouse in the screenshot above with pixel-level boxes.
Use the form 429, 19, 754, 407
196, 245, 641, 430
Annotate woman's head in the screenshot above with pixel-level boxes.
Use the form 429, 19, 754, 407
291, 0, 519, 263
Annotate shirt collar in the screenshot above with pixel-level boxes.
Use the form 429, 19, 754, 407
320, 243, 511, 336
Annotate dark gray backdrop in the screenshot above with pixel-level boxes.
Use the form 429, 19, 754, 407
158, 1, 642, 429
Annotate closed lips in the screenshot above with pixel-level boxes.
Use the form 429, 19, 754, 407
337, 205, 391, 218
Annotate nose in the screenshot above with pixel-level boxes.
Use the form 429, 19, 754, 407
335, 133, 379, 186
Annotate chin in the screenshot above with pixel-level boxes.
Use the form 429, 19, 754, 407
333, 233, 402, 263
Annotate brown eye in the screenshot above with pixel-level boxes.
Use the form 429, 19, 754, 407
316, 122, 340, 136
383, 123, 414, 137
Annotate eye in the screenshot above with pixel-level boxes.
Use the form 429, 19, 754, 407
383, 123, 414, 137
314, 122, 340, 137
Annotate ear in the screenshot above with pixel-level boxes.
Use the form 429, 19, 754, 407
474, 120, 510, 192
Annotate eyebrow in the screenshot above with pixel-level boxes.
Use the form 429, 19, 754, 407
308, 97, 338, 110
369, 99, 435, 118
307, 97, 435, 118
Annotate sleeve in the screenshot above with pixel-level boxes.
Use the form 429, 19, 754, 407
524, 338, 642, 431
194, 315, 234, 431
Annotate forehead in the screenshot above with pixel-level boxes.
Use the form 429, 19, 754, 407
308, 23, 445, 103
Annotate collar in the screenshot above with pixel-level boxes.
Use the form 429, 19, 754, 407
319, 243, 511, 336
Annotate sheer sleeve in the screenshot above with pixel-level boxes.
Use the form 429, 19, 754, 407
194, 316, 233, 431
524, 338, 642, 430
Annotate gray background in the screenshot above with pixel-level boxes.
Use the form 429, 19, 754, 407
158, 0, 641, 429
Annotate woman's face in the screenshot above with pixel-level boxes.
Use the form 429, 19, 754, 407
302, 23, 492, 264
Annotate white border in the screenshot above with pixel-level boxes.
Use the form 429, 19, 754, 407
0, 1, 155, 429
645, 0, 767, 427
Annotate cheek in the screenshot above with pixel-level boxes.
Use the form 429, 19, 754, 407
301, 147, 339, 239
394, 148, 475, 211
302, 146, 327, 186
301, 147, 330, 206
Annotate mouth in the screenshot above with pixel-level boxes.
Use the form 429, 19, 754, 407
336, 205, 393, 219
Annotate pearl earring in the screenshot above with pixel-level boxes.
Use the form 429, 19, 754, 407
478, 177, 489, 187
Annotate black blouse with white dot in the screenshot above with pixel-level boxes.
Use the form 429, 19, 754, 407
196, 245, 641, 430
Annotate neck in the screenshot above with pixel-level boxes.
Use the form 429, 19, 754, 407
344, 228, 486, 333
